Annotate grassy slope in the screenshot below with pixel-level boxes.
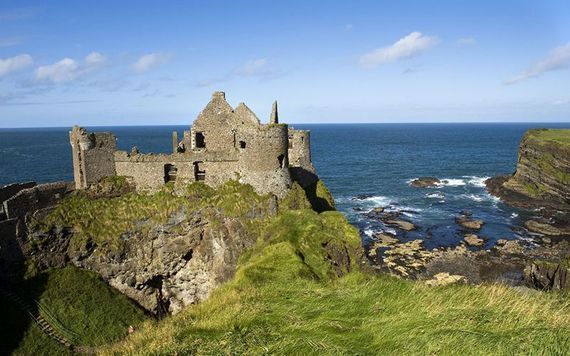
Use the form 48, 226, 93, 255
527, 128, 570, 146
104, 209, 570, 355
10, 180, 570, 354
2, 266, 148, 355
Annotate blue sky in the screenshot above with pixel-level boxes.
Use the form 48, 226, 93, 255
1, 0, 569, 127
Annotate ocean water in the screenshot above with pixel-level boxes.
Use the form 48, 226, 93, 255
1, 123, 568, 248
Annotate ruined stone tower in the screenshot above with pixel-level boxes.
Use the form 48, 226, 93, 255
70, 92, 316, 198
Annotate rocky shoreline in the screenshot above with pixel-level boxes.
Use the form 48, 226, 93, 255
363, 129, 570, 291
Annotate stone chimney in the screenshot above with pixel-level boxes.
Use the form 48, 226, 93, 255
270, 100, 278, 124
212, 91, 225, 100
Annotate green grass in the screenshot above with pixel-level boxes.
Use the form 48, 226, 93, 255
103, 209, 570, 355
527, 128, 570, 147
41, 180, 273, 254
1, 266, 148, 355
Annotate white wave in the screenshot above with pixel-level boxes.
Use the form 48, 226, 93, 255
381, 227, 398, 235
462, 194, 485, 202
510, 212, 519, 219
391, 205, 423, 213
437, 178, 466, 187
463, 176, 490, 187
459, 193, 500, 203
405, 177, 418, 184
361, 195, 392, 206
426, 192, 445, 199
363, 229, 375, 237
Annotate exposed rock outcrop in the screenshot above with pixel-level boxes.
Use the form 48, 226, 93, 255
486, 129, 570, 212
524, 259, 569, 290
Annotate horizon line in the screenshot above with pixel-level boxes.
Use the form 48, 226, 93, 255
1, 121, 570, 130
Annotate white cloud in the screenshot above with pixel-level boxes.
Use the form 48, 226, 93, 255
132, 52, 171, 73
505, 42, 570, 84
35, 58, 80, 83
236, 58, 268, 76
0, 54, 33, 77
34, 52, 107, 83
359, 32, 440, 68
84, 52, 107, 68
197, 57, 279, 87
457, 37, 476, 46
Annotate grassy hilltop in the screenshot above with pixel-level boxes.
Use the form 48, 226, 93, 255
4, 180, 570, 355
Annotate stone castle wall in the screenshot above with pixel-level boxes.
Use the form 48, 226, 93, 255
70, 92, 315, 199
288, 128, 314, 173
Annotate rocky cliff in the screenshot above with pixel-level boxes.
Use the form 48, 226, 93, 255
487, 129, 570, 212
8, 177, 350, 316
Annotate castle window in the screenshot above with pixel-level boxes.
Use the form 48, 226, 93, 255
195, 132, 205, 148
239, 140, 246, 149
278, 154, 285, 168
164, 164, 177, 183
194, 161, 206, 181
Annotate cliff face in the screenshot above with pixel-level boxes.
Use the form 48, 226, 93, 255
487, 129, 570, 211
11, 177, 349, 316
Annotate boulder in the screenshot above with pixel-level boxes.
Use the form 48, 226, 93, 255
464, 234, 484, 247
497, 240, 523, 255
385, 219, 416, 231
456, 215, 484, 230
410, 177, 440, 188
374, 232, 399, 245
425, 272, 467, 286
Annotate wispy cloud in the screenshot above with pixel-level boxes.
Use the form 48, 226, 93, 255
0, 54, 33, 77
359, 32, 440, 68
132, 52, 172, 73
0, 36, 23, 47
0, 7, 37, 21
34, 52, 107, 83
505, 42, 570, 84
457, 37, 476, 46
198, 58, 280, 87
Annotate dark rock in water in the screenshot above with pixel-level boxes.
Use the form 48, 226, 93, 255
352, 194, 373, 200
410, 177, 440, 188
372, 206, 385, 213
524, 260, 569, 290
455, 214, 484, 230
366, 210, 401, 221
385, 219, 416, 231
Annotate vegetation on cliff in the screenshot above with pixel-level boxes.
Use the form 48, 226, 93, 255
104, 208, 570, 354
1, 266, 148, 355
488, 128, 570, 210
40, 179, 275, 254
8, 179, 570, 354
527, 128, 570, 147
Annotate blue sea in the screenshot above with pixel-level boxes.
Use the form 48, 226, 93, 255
1, 123, 569, 249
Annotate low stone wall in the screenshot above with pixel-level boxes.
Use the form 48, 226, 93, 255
3, 182, 74, 220
0, 182, 37, 204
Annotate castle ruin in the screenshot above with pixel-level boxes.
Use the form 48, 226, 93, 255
69, 92, 316, 198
